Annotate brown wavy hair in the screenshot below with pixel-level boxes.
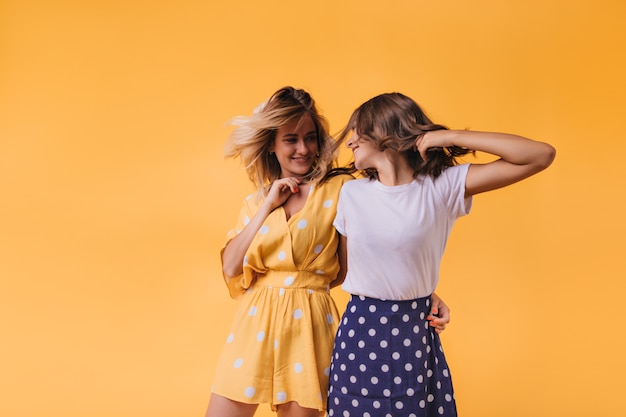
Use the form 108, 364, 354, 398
337, 92, 473, 180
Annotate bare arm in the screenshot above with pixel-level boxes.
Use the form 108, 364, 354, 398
221, 177, 301, 278
330, 233, 348, 289
416, 130, 556, 197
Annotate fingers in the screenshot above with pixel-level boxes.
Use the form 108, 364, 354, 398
272, 177, 301, 193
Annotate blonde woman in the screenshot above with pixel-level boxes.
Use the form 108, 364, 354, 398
205, 87, 452, 417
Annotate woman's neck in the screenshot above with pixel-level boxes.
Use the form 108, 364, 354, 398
376, 151, 413, 186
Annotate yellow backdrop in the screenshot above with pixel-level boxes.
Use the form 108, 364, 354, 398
2, 0, 625, 416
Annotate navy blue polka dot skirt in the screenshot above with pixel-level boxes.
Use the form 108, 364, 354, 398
327, 295, 457, 417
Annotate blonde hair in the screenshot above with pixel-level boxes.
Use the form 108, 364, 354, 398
224, 86, 342, 195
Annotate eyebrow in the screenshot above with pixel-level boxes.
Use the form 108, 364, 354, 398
281, 130, 317, 138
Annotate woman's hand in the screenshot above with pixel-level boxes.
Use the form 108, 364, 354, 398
414, 130, 455, 161
264, 177, 301, 211
428, 292, 451, 334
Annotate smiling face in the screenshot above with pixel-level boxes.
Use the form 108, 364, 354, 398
346, 131, 381, 170
271, 115, 319, 179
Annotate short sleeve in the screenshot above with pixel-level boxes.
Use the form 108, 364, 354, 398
333, 185, 348, 236
435, 164, 473, 218
219, 193, 259, 299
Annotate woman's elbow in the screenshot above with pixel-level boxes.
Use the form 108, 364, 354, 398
222, 263, 242, 279
535, 142, 557, 171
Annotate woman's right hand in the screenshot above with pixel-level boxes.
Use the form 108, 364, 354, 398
264, 177, 301, 211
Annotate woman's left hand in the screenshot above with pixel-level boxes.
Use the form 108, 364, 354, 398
428, 292, 450, 334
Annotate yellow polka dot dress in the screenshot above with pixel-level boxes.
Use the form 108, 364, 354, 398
212, 174, 353, 412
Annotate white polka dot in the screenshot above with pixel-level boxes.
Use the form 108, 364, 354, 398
350, 376, 357, 383
380, 340, 388, 348
383, 389, 391, 397
371, 376, 378, 384
359, 364, 366, 372
358, 317, 366, 324
443, 369, 449, 377
248, 306, 257, 316
361, 388, 369, 396
368, 329, 376, 337
341, 386, 348, 394
407, 388, 415, 396
277, 391, 287, 402
358, 340, 365, 348
391, 304, 399, 312
348, 329, 355, 337
244, 386, 255, 398
259, 225, 269, 234
413, 325, 420, 334
403, 338, 411, 346
394, 376, 402, 384
405, 363, 413, 371
420, 312, 425, 320
392, 352, 400, 360
369, 305, 377, 313
294, 309, 303, 319
445, 394, 452, 402
437, 381, 442, 389
428, 394, 434, 402
381, 364, 389, 372
233, 358, 243, 368
327, 313, 334, 324
256, 331, 265, 342
278, 251, 286, 260
417, 375, 424, 383
351, 399, 359, 407
395, 401, 404, 409
350, 305, 357, 313
415, 350, 423, 358
226, 333, 234, 343
314, 244, 323, 254
369, 352, 377, 360
392, 328, 400, 336
412, 301, 418, 309
348, 353, 356, 360
294, 363, 303, 373
284, 276, 295, 286
323, 199, 333, 208
419, 400, 425, 408
297, 219, 308, 229
373, 401, 381, 409
427, 370, 433, 377
380, 317, 388, 324
402, 314, 410, 322
438, 406, 445, 415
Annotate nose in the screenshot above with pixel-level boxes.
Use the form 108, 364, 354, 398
295, 139, 309, 154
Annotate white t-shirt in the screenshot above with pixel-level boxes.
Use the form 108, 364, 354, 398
334, 164, 472, 300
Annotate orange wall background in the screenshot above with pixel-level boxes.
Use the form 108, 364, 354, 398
1, 1, 625, 416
